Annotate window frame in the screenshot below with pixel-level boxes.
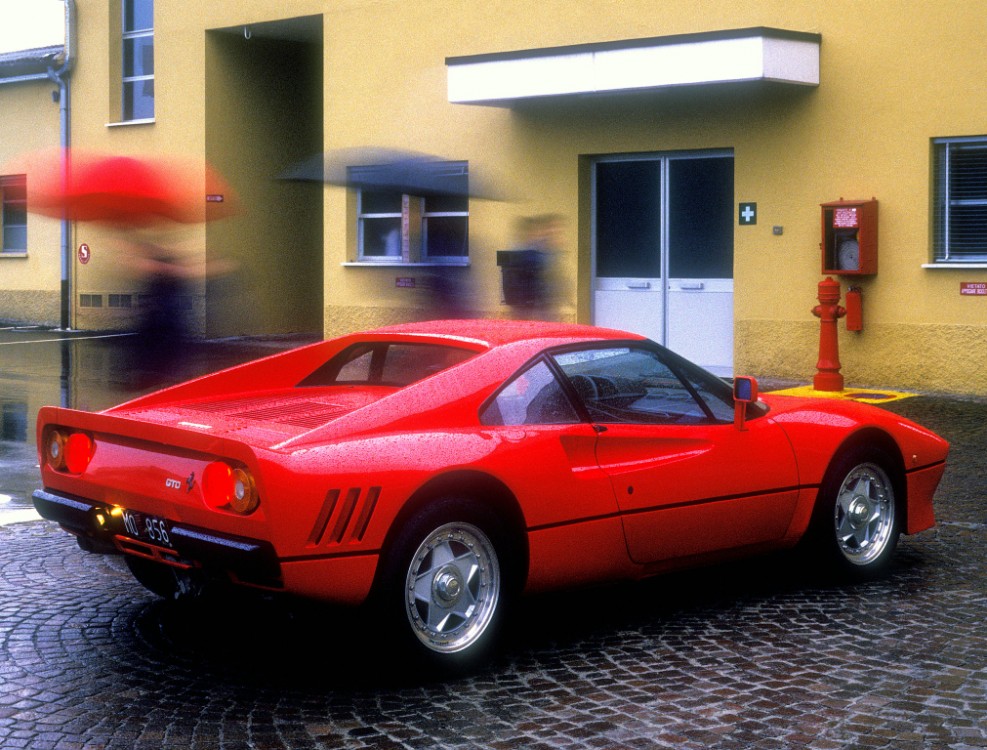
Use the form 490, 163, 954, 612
930, 136, 987, 266
121, 0, 154, 122
479, 358, 582, 426
353, 162, 470, 266
1, 175, 27, 255
480, 340, 763, 428
297, 341, 478, 388
549, 344, 730, 426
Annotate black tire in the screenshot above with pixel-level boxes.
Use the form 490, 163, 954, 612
809, 447, 902, 580
373, 496, 509, 672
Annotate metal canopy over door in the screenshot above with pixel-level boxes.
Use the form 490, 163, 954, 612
592, 152, 734, 375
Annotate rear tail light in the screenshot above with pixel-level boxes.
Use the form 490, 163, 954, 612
45, 430, 94, 474
202, 461, 260, 515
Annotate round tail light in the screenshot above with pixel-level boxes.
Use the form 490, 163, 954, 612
65, 433, 94, 474
46, 430, 93, 474
46, 430, 68, 471
202, 461, 259, 515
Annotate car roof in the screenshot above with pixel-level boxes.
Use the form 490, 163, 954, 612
367, 318, 643, 348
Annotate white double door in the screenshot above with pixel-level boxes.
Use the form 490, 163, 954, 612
592, 153, 734, 376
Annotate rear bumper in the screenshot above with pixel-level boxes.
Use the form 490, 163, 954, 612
32, 488, 281, 586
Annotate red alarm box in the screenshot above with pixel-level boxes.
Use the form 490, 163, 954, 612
821, 199, 878, 275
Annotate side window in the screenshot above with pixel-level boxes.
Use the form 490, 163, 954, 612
336, 347, 374, 382
354, 162, 469, 264
553, 347, 717, 425
480, 360, 580, 426
299, 342, 474, 387
379, 344, 473, 384
122, 0, 154, 121
932, 137, 987, 263
1, 175, 27, 253
680, 370, 735, 423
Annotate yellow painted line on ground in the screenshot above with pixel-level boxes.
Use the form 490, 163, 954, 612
766, 385, 917, 404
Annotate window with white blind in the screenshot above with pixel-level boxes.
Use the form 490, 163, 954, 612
932, 137, 987, 264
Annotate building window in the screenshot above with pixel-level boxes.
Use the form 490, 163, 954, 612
122, 0, 154, 121
354, 162, 469, 264
1, 175, 27, 253
932, 137, 987, 264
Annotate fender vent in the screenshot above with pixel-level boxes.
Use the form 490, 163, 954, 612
307, 486, 381, 547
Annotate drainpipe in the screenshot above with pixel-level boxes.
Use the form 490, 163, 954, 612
45, 0, 76, 330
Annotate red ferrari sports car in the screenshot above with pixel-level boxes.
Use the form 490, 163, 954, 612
33, 320, 947, 668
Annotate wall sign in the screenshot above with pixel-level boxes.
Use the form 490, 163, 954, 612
960, 282, 987, 296
739, 202, 757, 225
77, 243, 91, 265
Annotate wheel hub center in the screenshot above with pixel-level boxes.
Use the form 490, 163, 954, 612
433, 567, 462, 605
848, 495, 872, 527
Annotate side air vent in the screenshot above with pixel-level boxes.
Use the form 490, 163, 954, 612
307, 486, 381, 547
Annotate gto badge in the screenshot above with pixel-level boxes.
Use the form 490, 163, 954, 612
165, 478, 182, 490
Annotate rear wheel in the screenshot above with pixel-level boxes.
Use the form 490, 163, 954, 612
812, 448, 901, 578
375, 497, 508, 672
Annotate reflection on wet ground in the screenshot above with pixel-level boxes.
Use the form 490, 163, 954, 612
0, 327, 318, 511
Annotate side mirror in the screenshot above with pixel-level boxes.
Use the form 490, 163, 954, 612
733, 376, 759, 431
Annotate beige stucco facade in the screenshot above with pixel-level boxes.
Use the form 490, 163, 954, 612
0, 81, 63, 326
1, 1, 986, 394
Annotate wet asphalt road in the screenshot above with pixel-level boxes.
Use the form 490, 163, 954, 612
1, 328, 986, 749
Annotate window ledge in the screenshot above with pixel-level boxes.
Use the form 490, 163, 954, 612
342, 261, 470, 268
106, 118, 155, 128
0, 252, 28, 259
923, 263, 987, 269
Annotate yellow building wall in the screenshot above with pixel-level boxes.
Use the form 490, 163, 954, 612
320, 0, 987, 394
0, 82, 62, 325
67, 0, 327, 336
14, 0, 985, 394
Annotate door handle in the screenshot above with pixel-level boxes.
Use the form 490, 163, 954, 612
676, 282, 705, 291
626, 282, 652, 290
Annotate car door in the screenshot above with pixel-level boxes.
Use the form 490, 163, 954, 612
479, 357, 630, 588
551, 345, 800, 565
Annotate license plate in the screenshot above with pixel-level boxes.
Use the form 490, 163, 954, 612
120, 509, 173, 549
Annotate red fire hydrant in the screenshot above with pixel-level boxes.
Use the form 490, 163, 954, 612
811, 277, 846, 391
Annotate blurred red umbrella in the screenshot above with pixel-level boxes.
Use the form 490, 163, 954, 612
19, 149, 236, 226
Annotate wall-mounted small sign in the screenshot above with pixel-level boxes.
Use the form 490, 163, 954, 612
396, 277, 416, 288
739, 202, 757, 225
206, 194, 225, 203
77, 243, 91, 265
960, 282, 987, 296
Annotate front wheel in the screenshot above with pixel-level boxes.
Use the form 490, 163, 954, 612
375, 498, 508, 672
811, 449, 901, 579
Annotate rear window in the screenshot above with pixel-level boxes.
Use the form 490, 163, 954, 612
298, 342, 475, 387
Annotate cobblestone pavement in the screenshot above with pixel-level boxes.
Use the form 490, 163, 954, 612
1, 394, 986, 750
